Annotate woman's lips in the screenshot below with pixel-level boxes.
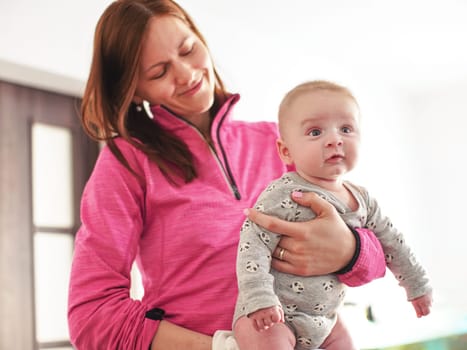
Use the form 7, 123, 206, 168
180, 79, 203, 96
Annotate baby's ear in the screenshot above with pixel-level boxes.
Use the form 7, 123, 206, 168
276, 138, 294, 165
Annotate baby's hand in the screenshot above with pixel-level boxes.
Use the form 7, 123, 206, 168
248, 305, 284, 332
411, 291, 433, 318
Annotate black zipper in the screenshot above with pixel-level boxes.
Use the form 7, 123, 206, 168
162, 105, 241, 200
215, 104, 241, 200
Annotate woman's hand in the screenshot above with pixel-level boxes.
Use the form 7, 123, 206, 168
244, 191, 356, 276
151, 320, 212, 350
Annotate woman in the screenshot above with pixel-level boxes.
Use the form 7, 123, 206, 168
68, 1, 386, 349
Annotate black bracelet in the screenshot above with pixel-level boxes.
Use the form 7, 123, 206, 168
334, 225, 361, 275
145, 308, 165, 320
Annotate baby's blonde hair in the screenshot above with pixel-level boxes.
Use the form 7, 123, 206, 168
278, 80, 359, 135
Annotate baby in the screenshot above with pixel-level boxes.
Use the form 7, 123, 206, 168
233, 80, 433, 350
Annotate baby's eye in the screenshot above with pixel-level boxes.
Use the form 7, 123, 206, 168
341, 126, 352, 133
308, 129, 321, 137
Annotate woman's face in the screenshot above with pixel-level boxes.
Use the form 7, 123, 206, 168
134, 15, 215, 124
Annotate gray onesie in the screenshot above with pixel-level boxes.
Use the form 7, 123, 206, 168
233, 172, 431, 350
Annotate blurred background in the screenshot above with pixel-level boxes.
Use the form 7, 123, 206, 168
1, 0, 466, 349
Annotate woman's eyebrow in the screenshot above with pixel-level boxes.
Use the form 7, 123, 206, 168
144, 36, 190, 73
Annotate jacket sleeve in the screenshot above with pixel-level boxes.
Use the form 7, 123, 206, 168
337, 227, 387, 287
68, 144, 159, 350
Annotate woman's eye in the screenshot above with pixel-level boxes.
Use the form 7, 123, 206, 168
150, 65, 167, 80
150, 67, 167, 80
180, 44, 194, 56
309, 129, 321, 137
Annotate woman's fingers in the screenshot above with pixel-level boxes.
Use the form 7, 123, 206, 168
273, 246, 288, 261
273, 246, 282, 259
245, 191, 339, 239
271, 258, 296, 275
245, 190, 356, 276
245, 207, 305, 238
290, 191, 338, 219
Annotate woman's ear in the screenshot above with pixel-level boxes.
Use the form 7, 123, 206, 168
132, 93, 143, 105
276, 138, 294, 165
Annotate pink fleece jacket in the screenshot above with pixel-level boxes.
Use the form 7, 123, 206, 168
68, 94, 385, 349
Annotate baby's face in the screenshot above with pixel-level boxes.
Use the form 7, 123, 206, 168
277, 90, 361, 183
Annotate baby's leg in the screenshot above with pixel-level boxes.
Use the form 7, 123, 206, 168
319, 315, 357, 350
233, 316, 295, 350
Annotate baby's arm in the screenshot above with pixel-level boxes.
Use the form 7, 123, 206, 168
410, 291, 433, 318
248, 305, 284, 332
362, 188, 432, 309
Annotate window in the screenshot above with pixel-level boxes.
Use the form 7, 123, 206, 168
32, 123, 74, 348
0, 81, 98, 349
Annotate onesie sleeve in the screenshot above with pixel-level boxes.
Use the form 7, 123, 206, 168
235, 217, 281, 317
363, 191, 432, 300
68, 142, 159, 350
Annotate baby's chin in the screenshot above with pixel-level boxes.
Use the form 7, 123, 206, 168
321, 167, 350, 179
298, 172, 343, 185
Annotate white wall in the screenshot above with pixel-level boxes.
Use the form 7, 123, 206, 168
342, 83, 467, 347
403, 82, 467, 310
1, 0, 467, 347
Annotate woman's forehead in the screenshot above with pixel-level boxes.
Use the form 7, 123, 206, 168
144, 15, 191, 47
140, 16, 193, 65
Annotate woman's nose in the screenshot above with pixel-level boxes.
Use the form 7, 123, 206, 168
173, 61, 195, 85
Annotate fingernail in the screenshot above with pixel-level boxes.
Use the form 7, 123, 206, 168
243, 208, 249, 216
292, 191, 303, 198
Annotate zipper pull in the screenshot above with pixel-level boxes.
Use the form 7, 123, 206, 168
232, 185, 241, 200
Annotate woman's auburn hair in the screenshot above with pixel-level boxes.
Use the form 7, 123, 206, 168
81, 0, 228, 183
